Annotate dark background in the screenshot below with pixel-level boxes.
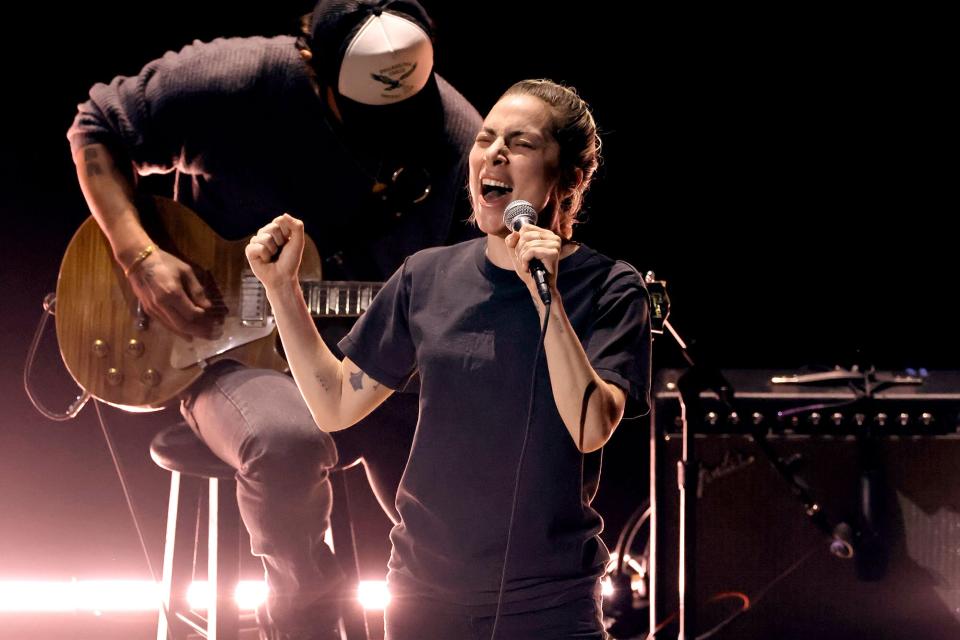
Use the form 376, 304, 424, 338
0, 2, 953, 638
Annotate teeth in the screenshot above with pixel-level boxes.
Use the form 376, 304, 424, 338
481, 178, 512, 190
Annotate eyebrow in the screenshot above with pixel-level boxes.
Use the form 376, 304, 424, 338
479, 127, 544, 141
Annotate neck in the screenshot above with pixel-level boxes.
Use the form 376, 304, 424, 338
484, 234, 514, 270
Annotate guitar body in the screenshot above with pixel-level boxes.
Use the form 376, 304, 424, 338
55, 196, 322, 411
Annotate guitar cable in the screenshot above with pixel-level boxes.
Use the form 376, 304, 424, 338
691, 543, 820, 640
23, 293, 89, 421
24, 293, 176, 638
92, 400, 177, 640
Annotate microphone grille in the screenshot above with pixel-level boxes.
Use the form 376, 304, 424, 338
503, 200, 538, 232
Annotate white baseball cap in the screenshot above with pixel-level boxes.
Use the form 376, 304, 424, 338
338, 10, 434, 106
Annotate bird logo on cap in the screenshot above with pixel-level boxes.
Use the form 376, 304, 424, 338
371, 62, 418, 92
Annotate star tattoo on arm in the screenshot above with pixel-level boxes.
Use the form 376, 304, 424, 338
349, 370, 364, 391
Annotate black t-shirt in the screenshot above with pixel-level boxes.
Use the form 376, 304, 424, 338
339, 237, 651, 613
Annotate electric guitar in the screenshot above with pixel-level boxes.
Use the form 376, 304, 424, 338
55, 196, 382, 411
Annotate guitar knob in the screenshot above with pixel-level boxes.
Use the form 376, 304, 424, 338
751, 412, 764, 426
127, 339, 144, 358
105, 368, 123, 386
140, 369, 161, 387
808, 412, 822, 426
898, 412, 910, 427
921, 412, 935, 427
854, 413, 866, 427
705, 411, 719, 426
727, 411, 740, 426
874, 413, 888, 427
831, 412, 844, 427
92, 339, 109, 358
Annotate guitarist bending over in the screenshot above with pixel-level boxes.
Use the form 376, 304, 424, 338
67, 2, 481, 639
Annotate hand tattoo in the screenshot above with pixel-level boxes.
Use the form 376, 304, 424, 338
135, 266, 155, 286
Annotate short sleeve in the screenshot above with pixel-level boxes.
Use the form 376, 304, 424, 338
338, 258, 418, 390
585, 262, 652, 418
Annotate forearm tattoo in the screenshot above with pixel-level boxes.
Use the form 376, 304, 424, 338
83, 147, 103, 177
313, 372, 330, 392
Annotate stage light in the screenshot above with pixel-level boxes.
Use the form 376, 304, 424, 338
0, 579, 393, 613
601, 576, 615, 597
0, 580, 267, 612
186, 580, 268, 610
357, 580, 390, 610
0, 581, 159, 612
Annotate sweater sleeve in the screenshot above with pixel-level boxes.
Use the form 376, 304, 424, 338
66, 36, 300, 175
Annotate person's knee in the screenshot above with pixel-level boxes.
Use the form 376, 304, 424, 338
242, 427, 338, 480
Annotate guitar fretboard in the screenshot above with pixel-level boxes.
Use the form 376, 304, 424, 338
241, 274, 382, 327
302, 281, 383, 318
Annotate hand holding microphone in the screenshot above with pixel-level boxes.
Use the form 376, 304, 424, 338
503, 200, 558, 306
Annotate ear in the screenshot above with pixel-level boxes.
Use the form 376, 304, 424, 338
570, 167, 585, 192
557, 167, 584, 202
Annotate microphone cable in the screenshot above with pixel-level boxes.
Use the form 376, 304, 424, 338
488, 300, 551, 640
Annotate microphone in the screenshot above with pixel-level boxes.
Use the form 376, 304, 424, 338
503, 200, 551, 305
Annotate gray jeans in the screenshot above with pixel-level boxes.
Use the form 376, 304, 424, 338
385, 594, 607, 640
181, 360, 415, 631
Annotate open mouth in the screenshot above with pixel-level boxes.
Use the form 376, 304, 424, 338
480, 178, 513, 203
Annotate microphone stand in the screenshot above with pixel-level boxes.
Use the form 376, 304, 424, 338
649, 330, 859, 639
644, 271, 728, 639
645, 272, 829, 639
641, 274, 693, 638
671, 329, 731, 640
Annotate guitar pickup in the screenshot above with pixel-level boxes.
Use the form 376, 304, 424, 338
240, 273, 268, 327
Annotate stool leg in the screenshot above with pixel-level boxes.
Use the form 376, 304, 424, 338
330, 469, 369, 640
208, 476, 240, 640
158, 471, 201, 640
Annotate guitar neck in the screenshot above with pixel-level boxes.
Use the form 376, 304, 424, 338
241, 275, 382, 327
301, 280, 383, 318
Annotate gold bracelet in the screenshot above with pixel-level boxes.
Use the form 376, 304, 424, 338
123, 244, 156, 277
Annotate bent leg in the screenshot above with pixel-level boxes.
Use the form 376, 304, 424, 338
181, 362, 342, 635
